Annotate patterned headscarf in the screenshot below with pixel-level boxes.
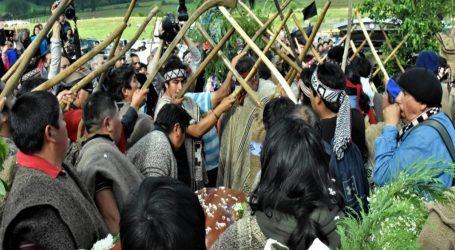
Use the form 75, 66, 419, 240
311, 68, 351, 160
163, 68, 187, 82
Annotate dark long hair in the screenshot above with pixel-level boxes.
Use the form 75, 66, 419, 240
250, 116, 343, 249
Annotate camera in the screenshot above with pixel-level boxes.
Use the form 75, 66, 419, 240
55, 0, 76, 20
160, 13, 180, 43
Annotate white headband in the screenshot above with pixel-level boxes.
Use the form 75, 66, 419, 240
163, 68, 187, 82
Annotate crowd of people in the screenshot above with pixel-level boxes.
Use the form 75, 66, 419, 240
0, 3, 454, 249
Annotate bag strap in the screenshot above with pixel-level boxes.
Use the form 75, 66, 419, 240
421, 119, 455, 161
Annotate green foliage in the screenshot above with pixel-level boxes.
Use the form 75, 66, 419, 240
359, 0, 451, 73
5, 0, 31, 18
188, 5, 267, 81
337, 162, 455, 250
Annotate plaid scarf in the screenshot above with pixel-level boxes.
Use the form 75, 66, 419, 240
311, 69, 352, 160
399, 107, 441, 140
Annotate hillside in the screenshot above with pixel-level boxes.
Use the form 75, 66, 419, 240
0, 0, 363, 19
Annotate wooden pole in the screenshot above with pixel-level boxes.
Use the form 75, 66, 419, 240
176, 28, 239, 99
291, 14, 322, 64
341, 0, 353, 71
219, 6, 297, 103
287, 1, 331, 84
241, 0, 291, 54
141, 0, 238, 91
229, 10, 293, 100
261, 36, 303, 73
381, 27, 405, 73
66, 7, 159, 96
238, 0, 293, 55
354, 10, 389, 81
0, 0, 72, 98
33, 23, 127, 91
349, 30, 374, 61
196, 23, 262, 106
371, 34, 409, 78
96, 0, 138, 90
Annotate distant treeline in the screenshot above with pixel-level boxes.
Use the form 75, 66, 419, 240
0, 0, 135, 19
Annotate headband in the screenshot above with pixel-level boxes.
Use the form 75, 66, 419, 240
163, 68, 187, 82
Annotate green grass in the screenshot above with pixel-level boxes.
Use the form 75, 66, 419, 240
13, 0, 365, 40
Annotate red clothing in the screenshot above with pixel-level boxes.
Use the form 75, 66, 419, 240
64, 109, 83, 143
16, 151, 62, 178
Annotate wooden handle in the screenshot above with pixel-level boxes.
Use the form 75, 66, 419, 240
286, 0, 331, 84
371, 34, 409, 78
97, 0, 138, 89
219, 6, 297, 103
349, 30, 373, 61
381, 28, 405, 73
354, 10, 389, 81
196, 23, 262, 106
68, 7, 159, 95
176, 28, 235, 98
238, 0, 293, 55
33, 23, 127, 92
0, 0, 72, 98
141, 0, 238, 91
291, 14, 322, 64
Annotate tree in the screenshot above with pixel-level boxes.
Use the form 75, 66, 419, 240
5, 0, 31, 19
360, 0, 452, 72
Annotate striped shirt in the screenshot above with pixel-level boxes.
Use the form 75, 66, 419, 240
185, 92, 220, 171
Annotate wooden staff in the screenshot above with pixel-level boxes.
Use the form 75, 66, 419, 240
291, 14, 322, 64
350, 40, 357, 54
97, 0, 137, 90
341, 0, 353, 71
176, 28, 238, 99
66, 7, 160, 97
238, 0, 293, 55
230, 10, 292, 100
272, 0, 301, 67
354, 10, 389, 81
286, 1, 331, 84
381, 27, 405, 73
33, 23, 127, 91
148, 39, 165, 75
241, 0, 290, 54
371, 34, 409, 78
141, 0, 238, 91
239, 10, 292, 88
349, 30, 373, 61
219, 6, 297, 103
195, 23, 262, 106
0, 0, 72, 98
261, 36, 302, 73
321, 24, 358, 62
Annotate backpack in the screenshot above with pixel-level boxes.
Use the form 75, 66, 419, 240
323, 140, 369, 215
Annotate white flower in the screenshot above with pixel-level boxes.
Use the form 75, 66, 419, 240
103, 154, 107, 158
91, 234, 115, 250
334, 215, 340, 221
328, 188, 336, 196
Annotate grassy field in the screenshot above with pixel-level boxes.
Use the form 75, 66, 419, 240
12, 0, 365, 40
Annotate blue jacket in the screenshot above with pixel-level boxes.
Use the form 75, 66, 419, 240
374, 112, 454, 187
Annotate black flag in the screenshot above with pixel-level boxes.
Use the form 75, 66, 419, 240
303, 1, 317, 20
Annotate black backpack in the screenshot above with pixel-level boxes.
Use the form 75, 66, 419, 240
323, 140, 369, 215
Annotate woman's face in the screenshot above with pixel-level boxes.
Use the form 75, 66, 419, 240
34, 27, 41, 35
